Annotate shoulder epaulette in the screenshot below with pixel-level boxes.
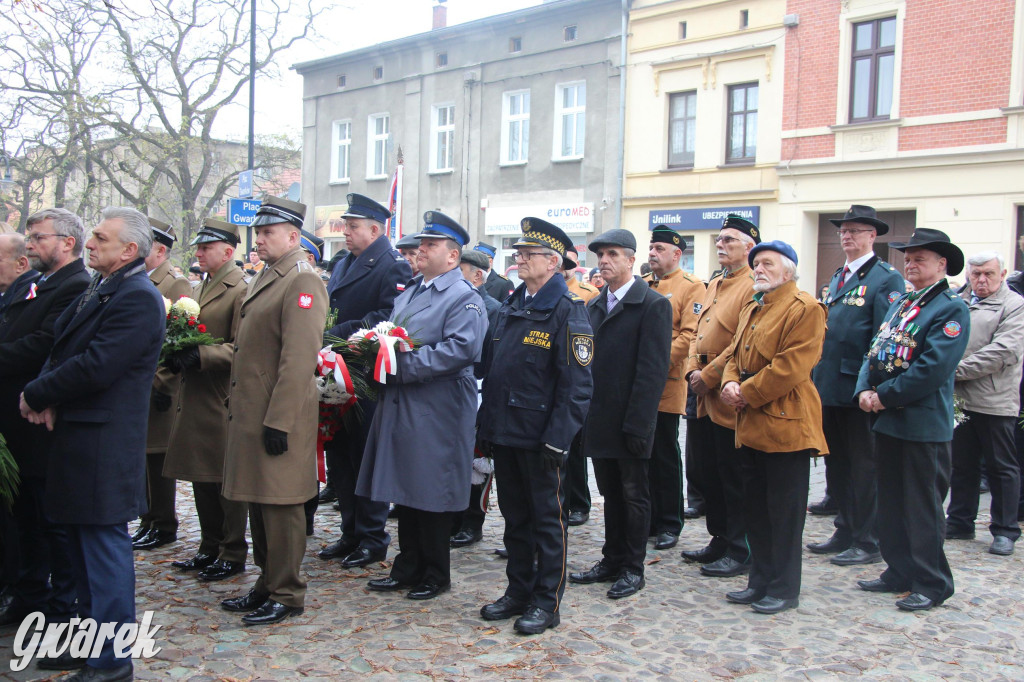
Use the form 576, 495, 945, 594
295, 260, 315, 273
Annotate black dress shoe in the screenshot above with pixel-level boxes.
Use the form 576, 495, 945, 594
751, 595, 798, 614
513, 606, 559, 634
318, 538, 358, 560
495, 547, 509, 559
450, 528, 483, 548
683, 505, 705, 519
221, 588, 270, 612
367, 577, 412, 592
896, 592, 937, 611
654, 532, 679, 550
480, 595, 528, 620
387, 505, 399, 518
198, 559, 245, 581
171, 552, 217, 571
944, 524, 975, 540
306, 520, 314, 536
725, 587, 766, 605
831, 547, 882, 566
131, 526, 150, 543
808, 494, 838, 515
317, 485, 337, 503
0, 602, 30, 628
132, 528, 177, 551
990, 536, 1015, 556
681, 544, 726, 564
407, 581, 450, 600
806, 532, 850, 554
241, 599, 304, 625
35, 649, 88, 670
340, 547, 387, 568
607, 570, 645, 599
60, 663, 134, 680
857, 578, 907, 593
700, 557, 750, 577
567, 510, 589, 526
568, 561, 619, 584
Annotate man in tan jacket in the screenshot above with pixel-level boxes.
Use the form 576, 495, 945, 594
220, 196, 327, 625
643, 226, 705, 550
680, 215, 757, 577
164, 219, 249, 581
134, 218, 192, 551
719, 240, 827, 614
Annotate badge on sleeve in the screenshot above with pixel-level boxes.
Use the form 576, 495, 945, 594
465, 303, 482, 314
571, 334, 594, 366
693, 302, 703, 315
298, 293, 313, 309
942, 321, 961, 338
396, 283, 406, 292
888, 291, 900, 303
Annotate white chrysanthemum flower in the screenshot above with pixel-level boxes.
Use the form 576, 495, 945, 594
372, 320, 397, 336
162, 296, 173, 315
172, 296, 201, 318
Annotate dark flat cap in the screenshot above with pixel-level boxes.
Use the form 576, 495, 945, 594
588, 228, 637, 253
460, 249, 490, 270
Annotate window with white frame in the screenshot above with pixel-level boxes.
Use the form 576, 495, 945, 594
500, 90, 530, 165
367, 113, 390, 178
431, 104, 455, 172
554, 82, 586, 159
330, 120, 351, 182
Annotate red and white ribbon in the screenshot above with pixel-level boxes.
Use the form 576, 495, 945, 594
366, 328, 414, 384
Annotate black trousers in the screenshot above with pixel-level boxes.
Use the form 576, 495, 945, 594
493, 445, 568, 612
192, 481, 249, 563
948, 412, 1022, 540
451, 482, 487, 535
875, 434, 955, 603
822, 406, 879, 551
649, 411, 684, 535
327, 401, 390, 553
389, 506, 455, 587
689, 416, 749, 561
139, 451, 178, 533
564, 430, 590, 513
684, 421, 705, 509
592, 458, 650, 575
1016, 419, 1024, 519
739, 448, 809, 600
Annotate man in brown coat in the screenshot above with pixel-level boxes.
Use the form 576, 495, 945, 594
643, 226, 706, 550
164, 219, 249, 581
681, 214, 758, 577
133, 218, 192, 551
220, 196, 327, 625
719, 240, 828, 614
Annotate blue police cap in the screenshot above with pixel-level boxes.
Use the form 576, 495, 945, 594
748, 239, 798, 268
414, 211, 469, 247
342, 193, 391, 224
299, 229, 324, 261
474, 242, 497, 258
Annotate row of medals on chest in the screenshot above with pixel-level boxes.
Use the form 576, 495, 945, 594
828, 286, 868, 307
868, 299, 920, 372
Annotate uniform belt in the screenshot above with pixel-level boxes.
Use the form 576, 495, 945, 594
696, 352, 718, 366
739, 370, 758, 382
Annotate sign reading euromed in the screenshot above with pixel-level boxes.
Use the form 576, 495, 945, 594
648, 206, 760, 231
485, 203, 595, 235
228, 198, 262, 226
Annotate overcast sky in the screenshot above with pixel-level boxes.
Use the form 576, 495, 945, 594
216, 0, 541, 143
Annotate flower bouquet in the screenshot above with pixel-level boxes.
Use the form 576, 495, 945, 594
159, 296, 223, 366
344, 320, 417, 386
314, 345, 368, 482
0, 432, 19, 511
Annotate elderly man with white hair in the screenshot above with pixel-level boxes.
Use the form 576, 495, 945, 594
945, 250, 1024, 556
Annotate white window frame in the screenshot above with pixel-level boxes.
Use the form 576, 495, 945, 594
330, 119, 351, 183
430, 104, 456, 173
366, 113, 390, 180
553, 81, 586, 160
500, 90, 530, 166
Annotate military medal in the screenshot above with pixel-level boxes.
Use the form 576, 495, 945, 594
894, 358, 902, 367
856, 298, 864, 306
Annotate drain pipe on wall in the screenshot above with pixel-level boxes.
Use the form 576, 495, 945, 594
615, 0, 629, 230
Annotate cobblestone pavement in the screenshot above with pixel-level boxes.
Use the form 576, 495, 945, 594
3, 447, 1024, 681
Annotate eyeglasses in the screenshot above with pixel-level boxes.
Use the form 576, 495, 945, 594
714, 236, 740, 245
836, 228, 873, 236
27, 233, 63, 243
513, 250, 548, 262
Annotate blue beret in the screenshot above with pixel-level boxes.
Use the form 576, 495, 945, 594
748, 240, 798, 268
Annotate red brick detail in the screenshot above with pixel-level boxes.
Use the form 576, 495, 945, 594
898, 119, 1007, 152
782, 135, 836, 160
782, 0, 839, 132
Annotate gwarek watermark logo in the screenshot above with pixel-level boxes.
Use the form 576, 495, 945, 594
10, 611, 162, 672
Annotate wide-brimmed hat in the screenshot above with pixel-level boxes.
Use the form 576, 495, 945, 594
829, 205, 889, 235
889, 228, 964, 276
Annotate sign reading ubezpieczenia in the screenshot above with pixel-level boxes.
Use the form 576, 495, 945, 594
11, 612, 162, 671
647, 206, 760, 231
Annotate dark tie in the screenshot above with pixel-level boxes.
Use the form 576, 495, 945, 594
837, 266, 850, 289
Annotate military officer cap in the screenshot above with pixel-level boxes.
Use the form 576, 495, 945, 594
299, 229, 325, 262
721, 214, 761, 244
513, 217, 574, 261
414, 211, 470, 247
252, 195, 306, 229
148, 217, 176, 248
563, 244, 582, 271
650, 224, 687, 251
460, 248, 490, 271
188, 264, 202, 275
395, 234, 420, 250
588, 228, 637, 253
474, 241, 497, 258
341, 193, 391, 225
890, 228, 965, 276
748, 239, 798, 268
829, 204, 889, 235
190, 218, 240, 247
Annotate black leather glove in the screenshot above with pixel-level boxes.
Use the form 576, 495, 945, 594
541, 443, 567, 471
174, 347, 201, 371
151, 390, 172, 412
263, 426, 288, 455
475, 435, 492, 458
626, 435, 647, 457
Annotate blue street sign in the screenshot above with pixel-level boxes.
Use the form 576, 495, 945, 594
238, 170, 253, 199
228, 198, 261, 226
648, 205, 760, 231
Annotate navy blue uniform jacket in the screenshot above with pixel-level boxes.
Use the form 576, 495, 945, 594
326, 235, 412, 338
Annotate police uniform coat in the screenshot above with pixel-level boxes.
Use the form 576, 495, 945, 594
720, 281, 829, 455
685, 266, 755, 428
582, 276, 673, 459
222, 248, 328, 504
326, 234, 411, 338
0, 260, 90, 479
855, 280, 971, 443
22, 260, 165, 525
164, 262, 247, 482
485, 268, 515, 303
147, 260, 192, 454
813, 256, 905, 406
644, 269, 707, 414
356, 267, 488, 512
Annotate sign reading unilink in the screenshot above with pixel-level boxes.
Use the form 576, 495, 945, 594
228, 199, 262, 226
648, 206, 760, 231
